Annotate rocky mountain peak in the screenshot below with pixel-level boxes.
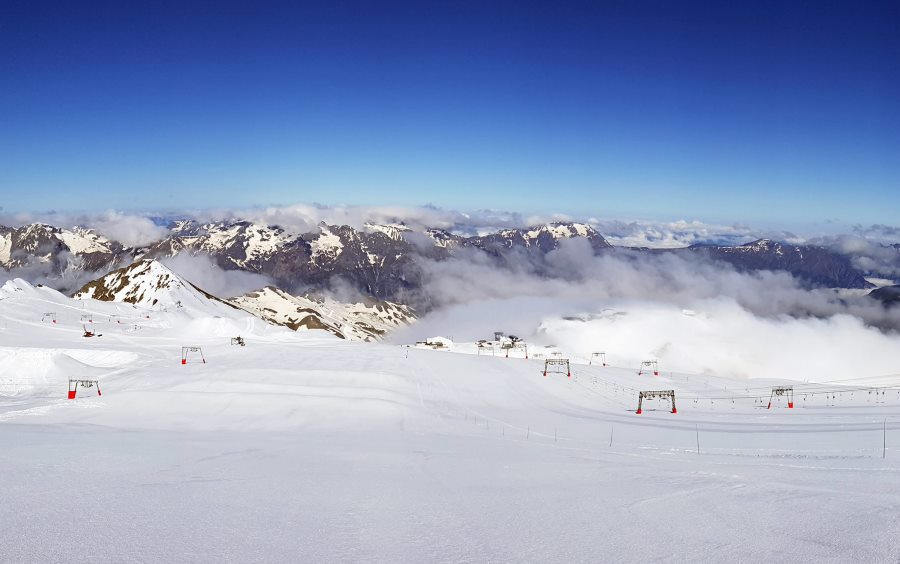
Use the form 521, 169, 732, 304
73, 259, 198, 307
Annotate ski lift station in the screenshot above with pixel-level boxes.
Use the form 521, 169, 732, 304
419, 336, 453, 349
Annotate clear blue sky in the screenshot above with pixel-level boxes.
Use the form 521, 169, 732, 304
1, 0, 898, 224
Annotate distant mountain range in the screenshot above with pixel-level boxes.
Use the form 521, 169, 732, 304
0, 220, 887, 309
680, 239, 872, 289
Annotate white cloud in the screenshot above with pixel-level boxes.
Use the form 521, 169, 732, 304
537, 300, 900, 381
160, 254, 273, 299
807, 234, 900, 280
0, 209, 167, 247
852, 223, 900, 243
81, 211, 168, 247
586, 218, 805, 248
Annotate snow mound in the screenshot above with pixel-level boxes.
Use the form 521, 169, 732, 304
1, 278, 70, 303
0, 348, 106, 397
176, 316, 269, 339
1, 278, 33, 295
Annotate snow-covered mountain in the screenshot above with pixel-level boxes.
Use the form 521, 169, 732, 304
72, 259, 241, 315
140, 220, 419, 299
417, 222, 612, 254
1, 219, 880, 301
146, 220, 297, 270
466, 222, 612, 254
0, 223, 130, 286
71, 259, 414, 340
363, 222, 412, 240
229, 286, 416, 341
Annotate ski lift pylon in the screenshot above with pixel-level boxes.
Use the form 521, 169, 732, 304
181, 346, 206, 365
767, 386, 794, 409
68, 379, 101, 399
543, 358, 571, 378
590, 352, 607, 366
636, 390, 676, 414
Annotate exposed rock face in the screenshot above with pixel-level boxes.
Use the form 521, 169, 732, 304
140, 221, 420, 300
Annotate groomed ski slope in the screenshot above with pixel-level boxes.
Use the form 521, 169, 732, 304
1, 281, 900, 563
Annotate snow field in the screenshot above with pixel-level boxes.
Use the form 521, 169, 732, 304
2, 281, 900, 562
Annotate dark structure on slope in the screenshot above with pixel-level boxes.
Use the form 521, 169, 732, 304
869, 285, 900, 307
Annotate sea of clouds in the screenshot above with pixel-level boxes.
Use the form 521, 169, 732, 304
392, 238, 900, 382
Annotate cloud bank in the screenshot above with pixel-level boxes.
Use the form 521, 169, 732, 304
392, 239, 900, 382
810, 233, 900, 281
538, 300, 900, 382
160, 254, 273, 299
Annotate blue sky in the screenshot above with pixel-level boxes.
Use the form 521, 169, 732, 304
1, 0, 898, 225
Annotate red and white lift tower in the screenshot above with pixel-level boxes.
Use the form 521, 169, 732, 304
477, 343, 496, 356
636, 390, 676, 414
638, 360, 659, 376
590, 352, 607, 366
181, 346, 207, 365
767, 386, 794, 409
68, 379, 101, 399
503, 342, 528, 359
543, 358, 571, 378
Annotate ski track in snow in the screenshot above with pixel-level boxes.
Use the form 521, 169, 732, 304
1, 280, 900, 562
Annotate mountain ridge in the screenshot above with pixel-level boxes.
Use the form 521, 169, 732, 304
1, 219, 879, 303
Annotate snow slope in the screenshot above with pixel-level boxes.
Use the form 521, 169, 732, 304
1, 284, 900, 562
